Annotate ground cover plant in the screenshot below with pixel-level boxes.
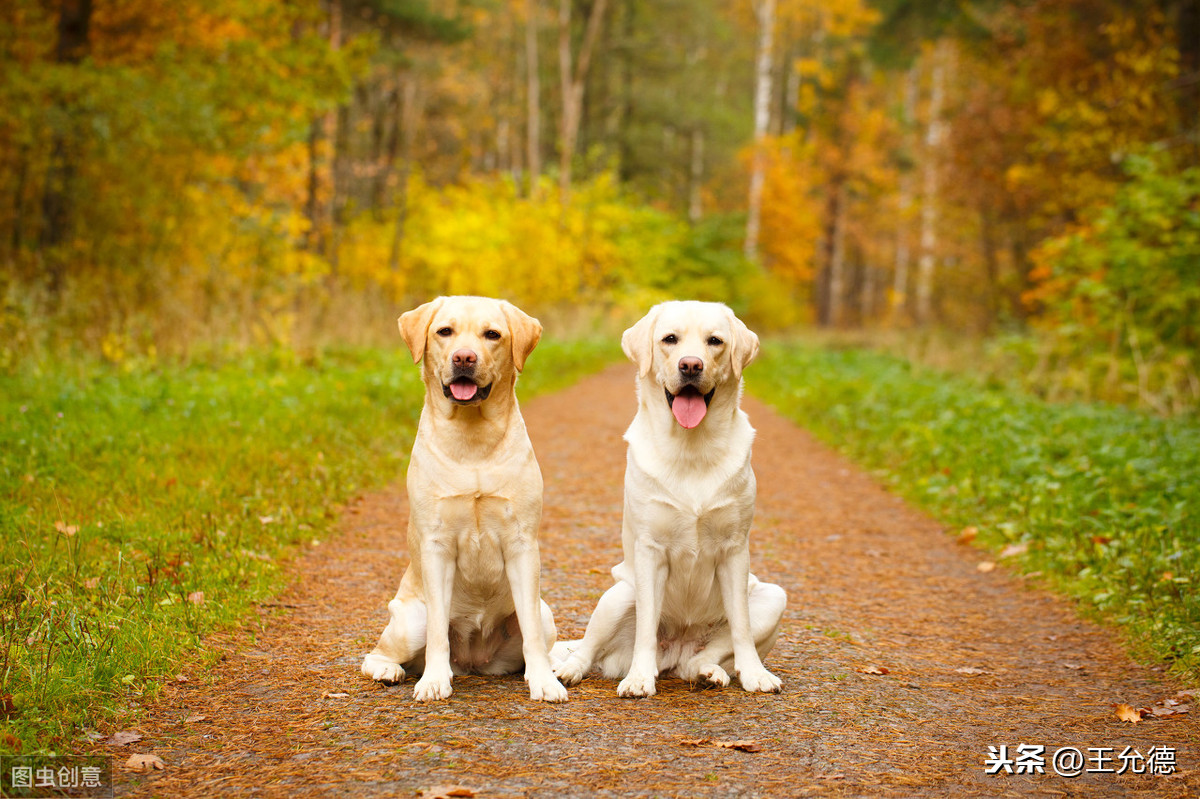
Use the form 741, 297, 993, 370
0, 339, 617, 753
754, 341, 1200, 681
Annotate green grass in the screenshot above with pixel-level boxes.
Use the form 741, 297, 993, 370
0, 339, 619, 753
753, 341, 1200, 682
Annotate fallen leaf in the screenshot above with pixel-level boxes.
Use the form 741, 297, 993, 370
715, 740, 762, 752
124, 753, 165, 772
187, 591, 205, 606
976, 561, 996, 573
183, 714, 207, 723
956, 526, 978, 544
679, 737, 711, 746
1149, 704, 1189, 718
1060, 662, 1084, 670
999, 542, 1028, 558
175, 674, 189, 683
858, 665, 889, 675
321, 690, 350, 699
418, 786, 476, 798
108, 730, 143, 746
955, 667, 987, 675
1114, 703, 1144, 724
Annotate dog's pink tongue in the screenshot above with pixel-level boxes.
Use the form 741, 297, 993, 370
450, 380, 478, 401
671, 392, 707, 429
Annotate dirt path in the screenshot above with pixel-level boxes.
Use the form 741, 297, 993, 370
116, 365, 1197, 797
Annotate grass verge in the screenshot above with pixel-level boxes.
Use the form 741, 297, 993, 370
753, 341, 1200, 682
0, 339, 618, 753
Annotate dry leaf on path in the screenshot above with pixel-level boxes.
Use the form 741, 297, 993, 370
1114, 703, 1144, 723
999, 542, 1028, 558
108, 730, 143, 746
955, 667, 988, 675
715, 740, 762, 753
976, 561, 997, 573
124, 753, 165, 772
956, 526, 978, 544
418, 786, 476, 798
858, 665, 889, 675
183, 714, 207, 723
187, 591, 205, 606
679, 738, 711, 747
321, 690, 350, 699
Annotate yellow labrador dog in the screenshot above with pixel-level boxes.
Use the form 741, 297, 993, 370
361, 296, 568, 703
553, 301, 785, 697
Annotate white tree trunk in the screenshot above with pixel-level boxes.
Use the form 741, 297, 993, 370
891, 63, 918, 319
915, 40, 949, 325
829, 181, 848, 326
525, 0, 542, 194
744, 0, 775, 260
557, 0, 610, 201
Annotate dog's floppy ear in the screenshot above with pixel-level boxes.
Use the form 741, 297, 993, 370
621, 305, 661, 379
727, 308, 760, 381
500, 300, 542, 372
397, 297, 445, 364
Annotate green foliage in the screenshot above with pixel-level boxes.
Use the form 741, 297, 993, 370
755, 341, 1200, 680
0, 339, 616, 753
1027, 154, 1200, 414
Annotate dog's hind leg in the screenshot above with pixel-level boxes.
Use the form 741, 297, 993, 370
678, 578, 785, 690
362, 594, 428, 685
553, 579, 636, 686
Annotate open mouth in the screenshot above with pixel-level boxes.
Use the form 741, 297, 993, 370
664, 385, 715, 429
443, 378, 493, 404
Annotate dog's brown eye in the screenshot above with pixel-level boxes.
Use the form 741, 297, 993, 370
436, 327, 453, 337
662, 334, 678, 345
484, 329, 501, 340
708, 336, 724, 346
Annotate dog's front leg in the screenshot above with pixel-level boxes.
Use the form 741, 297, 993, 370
504, 546, 568, 703
617, 540, 668, 698
413, 542, 456, 701
716, 547, 782, 693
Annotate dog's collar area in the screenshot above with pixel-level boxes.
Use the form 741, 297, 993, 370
443, 378, 493, 404
664, 385, 716, 408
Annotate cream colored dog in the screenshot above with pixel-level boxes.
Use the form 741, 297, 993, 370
553, 301, 785, 697
361, 295, 567, 703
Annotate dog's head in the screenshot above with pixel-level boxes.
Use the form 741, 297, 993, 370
398, 296, 542, 407
621, 301, 759, 430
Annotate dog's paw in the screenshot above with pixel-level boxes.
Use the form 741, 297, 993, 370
412, 674, 453, 701
527, 672, 569, 703
738, 667, 782, 694
617, 669, 656, 698
553, 656, 587, 687
694, 663, 730, 689
362, 654, 405, 685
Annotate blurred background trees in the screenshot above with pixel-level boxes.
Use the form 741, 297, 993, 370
1, 0, 1196, 410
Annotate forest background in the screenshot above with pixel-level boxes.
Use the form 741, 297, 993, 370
1, 0, 1198, 414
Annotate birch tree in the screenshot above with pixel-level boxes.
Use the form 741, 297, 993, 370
557, 0, 610, 200
744, 0, 776, 259
914, 39, 948, 325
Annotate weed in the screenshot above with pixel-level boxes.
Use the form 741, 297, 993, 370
755, 341, 1200, 681
0, 339, 617, 752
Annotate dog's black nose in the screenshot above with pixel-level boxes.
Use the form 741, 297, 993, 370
452, 349, 478, 368
678, 357, 704, 377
